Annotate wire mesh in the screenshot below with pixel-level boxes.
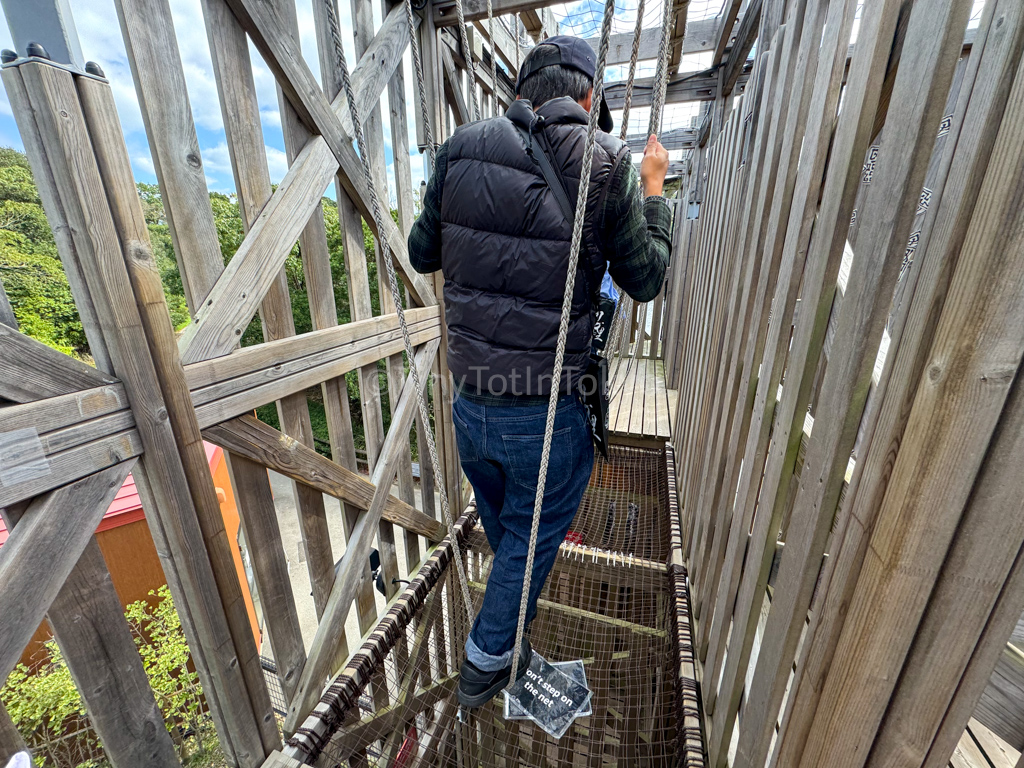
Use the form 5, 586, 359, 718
302, 444, 692, 768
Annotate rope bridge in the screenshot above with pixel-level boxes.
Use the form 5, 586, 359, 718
285, 444, 703, 767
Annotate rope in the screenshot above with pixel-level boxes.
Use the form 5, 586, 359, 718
454, 0, 481, 120
487, 0, 498, 116
405, 0, 436, 169
606, 0, 676, 392
507, 0, 619, 689
322, 0, 476, 624
648, 0, 676, 137
618, 0, 646, 142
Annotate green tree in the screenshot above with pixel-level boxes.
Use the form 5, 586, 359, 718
0, 148, 88, 357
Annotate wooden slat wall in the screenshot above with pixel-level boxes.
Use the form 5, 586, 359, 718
667, 0, 1024, 766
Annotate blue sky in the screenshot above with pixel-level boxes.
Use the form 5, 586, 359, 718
0, 0, 429, 204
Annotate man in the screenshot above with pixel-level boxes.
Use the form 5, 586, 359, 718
409, 35, 671, 708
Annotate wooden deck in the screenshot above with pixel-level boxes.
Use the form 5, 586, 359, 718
950, 719, 1020, 768
608, 357, 678, 445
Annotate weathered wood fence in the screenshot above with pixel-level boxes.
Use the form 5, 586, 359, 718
668, 0, 1024, 766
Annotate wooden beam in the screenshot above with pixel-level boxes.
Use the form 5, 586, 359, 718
284, 340, 440, 732
76, 70, 281, 756
714, 0, 744, 64
226, 455, 307, 705
626, 126, 699, 152
442, 44, 471, 126
588, 17, 721, 65
204, 415, 446, 541
519, 7, 556, 42
0, 461, 133, 681
201, 0, 340, 624
602, 67, 749, 110
176, 138, 337, 365
0, 322, 118, 404
434, 0, 559, 25
722, 0, 762, 96
219, 0, 435, 308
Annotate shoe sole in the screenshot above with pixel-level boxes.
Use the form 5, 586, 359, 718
457, 651, 532, 709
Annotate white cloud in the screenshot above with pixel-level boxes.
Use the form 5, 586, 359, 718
133, 154, 155, 175
265, 145, 289, 184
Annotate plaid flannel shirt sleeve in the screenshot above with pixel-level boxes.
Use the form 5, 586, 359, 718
602, 158, 673, 302
408, 141, 451, 274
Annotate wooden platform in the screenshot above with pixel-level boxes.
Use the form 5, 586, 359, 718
950, 719, 1020, 768
608, 357, 676, 445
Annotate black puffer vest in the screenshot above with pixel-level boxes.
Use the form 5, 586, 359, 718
440, 97, 631, 397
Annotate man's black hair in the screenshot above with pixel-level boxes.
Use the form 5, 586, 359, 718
517, 44, 593, 107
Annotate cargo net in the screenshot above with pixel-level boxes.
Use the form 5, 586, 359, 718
290, 444, 702, 767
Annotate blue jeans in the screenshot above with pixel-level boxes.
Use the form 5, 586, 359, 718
453, 393, 595, 672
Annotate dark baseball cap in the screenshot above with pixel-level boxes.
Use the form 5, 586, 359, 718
516, 35, 614, 133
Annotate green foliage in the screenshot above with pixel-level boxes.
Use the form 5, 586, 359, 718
1, 587, 227, 768
0, 148, 89, 358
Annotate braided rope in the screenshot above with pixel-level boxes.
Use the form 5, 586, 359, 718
322, 0, 475, 624
606, 0, 675, 392
405, 0, 436, 168
648, 0, 676, 136
487, 0, 498, 116
507, 0, 618, 689
454, 0, 481, 120
618, 0, 646, 142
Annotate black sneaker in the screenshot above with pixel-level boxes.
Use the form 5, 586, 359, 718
457, 639, 532, 708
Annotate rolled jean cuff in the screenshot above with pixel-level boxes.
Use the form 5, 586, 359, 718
466, 633, 516, 672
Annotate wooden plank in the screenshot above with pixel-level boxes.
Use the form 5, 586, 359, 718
382, 0, 426, 573
723, 0, 762, 96
0, 461, 133, 681
442, 43, 471, 126
204, 416, 445, 541
736, 0, 975, 763
950, 728, 992, 768
970, 720, 1019, 768
643, 359, 659, 438
24, 62, 268, 764
3, 502, 181, 768
284, 340, 440, 731
0, 700, 26, 762
184, 306, 438, 390
714, 0, 744, 64
0, 384, 129, 442
782, 6, 1021, 767
0, 324, 118, 404
175, 139, 335, 364
794, 10, 1024, 763
114, 0, 227, 312
80, 69, 284, 756
191, 321, 440, 429
226, 455, 307, 705
975, 644, 1024, 752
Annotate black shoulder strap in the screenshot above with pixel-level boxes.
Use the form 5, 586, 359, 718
514, 123, 576, 224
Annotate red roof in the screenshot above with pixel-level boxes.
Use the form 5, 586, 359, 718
0, 442, 222, 547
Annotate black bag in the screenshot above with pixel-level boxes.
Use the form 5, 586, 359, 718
514, 121, 611, 458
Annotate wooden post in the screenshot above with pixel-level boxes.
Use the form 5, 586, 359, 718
0, 701, 25, 764
9, 59, 269, 766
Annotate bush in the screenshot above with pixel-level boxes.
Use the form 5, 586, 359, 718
1, 587, 228, 768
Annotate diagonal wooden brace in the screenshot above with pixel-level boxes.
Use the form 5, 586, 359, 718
284, 339, 440, 732
203, 415, 446, 542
